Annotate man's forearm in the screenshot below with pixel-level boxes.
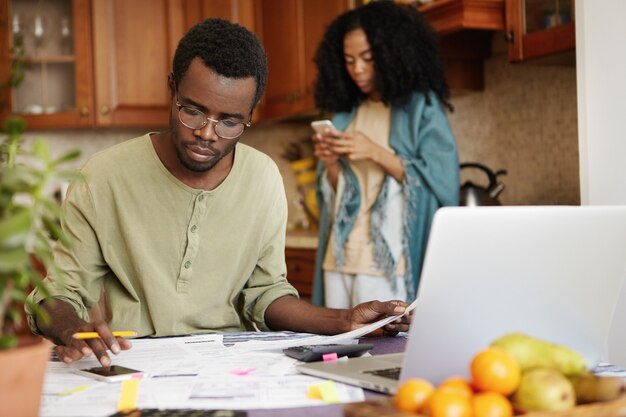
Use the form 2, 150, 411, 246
36, 299, 88, 346
265, 295, 351, 334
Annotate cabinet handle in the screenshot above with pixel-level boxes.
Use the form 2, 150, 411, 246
79, 106, 89, 116
100, 105, 110, 116
505, 30, 515, 43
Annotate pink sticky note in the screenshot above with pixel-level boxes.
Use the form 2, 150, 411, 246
322, 352, 338, 362
230, 367, 256, 376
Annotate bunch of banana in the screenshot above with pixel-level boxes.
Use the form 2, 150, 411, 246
490, 333, 626, 413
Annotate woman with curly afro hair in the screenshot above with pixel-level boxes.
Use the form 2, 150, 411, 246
311, 1, 460, 308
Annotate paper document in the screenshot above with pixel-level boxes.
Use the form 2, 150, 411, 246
40, 332, 366, 416
233, 298, 417, 351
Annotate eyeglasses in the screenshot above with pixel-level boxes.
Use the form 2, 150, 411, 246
175, 96, 251, 139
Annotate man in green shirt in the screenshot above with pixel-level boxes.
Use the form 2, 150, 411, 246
27, 19, 411, 367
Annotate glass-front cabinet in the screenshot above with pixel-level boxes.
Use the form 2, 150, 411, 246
505, 0, 575, 62
1, 0, 93, 128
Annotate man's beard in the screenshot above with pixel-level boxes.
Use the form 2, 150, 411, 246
174, 137, 237, 173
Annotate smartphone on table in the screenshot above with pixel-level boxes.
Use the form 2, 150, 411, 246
311, 119, 337, 135
72, 365, 143, 382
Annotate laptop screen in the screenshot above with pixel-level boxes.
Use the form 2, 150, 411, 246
401, 206, 626, 385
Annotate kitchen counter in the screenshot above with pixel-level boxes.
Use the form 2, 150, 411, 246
285, 228, 318, 249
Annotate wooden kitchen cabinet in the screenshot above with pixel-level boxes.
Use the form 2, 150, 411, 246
91, 0, 185, 127
1, 0, 247, 129
183, 0, 256, 32
257, 0, 352, 120
89, 0, 255, 127
505, 0, 575, 62
418, 0, 505, 91
0, 0, 94, 129
285, 248, 316, 301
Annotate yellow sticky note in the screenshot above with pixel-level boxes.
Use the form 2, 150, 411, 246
59, 385, 89, 396
307, 384, 322, 400
117, 378, 140, 411
317, 380, 340, 404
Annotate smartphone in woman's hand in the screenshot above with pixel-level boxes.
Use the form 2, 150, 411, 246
311, 119, 337, 135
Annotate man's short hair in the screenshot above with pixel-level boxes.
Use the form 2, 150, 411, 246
172, 19, 268, 110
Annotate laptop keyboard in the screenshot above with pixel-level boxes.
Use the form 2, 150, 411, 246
363, 366, 402, 380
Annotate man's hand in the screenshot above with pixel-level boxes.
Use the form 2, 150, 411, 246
56, 321, 133, 366
38, 300, 132, 366
348, 300, 413, 337
265, 295, 412, 336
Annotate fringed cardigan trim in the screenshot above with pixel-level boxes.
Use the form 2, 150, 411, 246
312, 92, 460, 306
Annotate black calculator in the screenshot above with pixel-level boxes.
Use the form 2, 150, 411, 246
283, 343, 374, 362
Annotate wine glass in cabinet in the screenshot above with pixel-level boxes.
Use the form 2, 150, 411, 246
1, 0, 93, 129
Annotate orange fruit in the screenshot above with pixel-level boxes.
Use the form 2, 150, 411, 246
427, 386, 473, 417
440, 376, 474, 399
472, 392, 513, 417
470, 346, 521, 395
394, 378, 435, 413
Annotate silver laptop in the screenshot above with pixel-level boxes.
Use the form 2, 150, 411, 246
297, 206, 626, 394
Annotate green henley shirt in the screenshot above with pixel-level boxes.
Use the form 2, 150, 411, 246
27, 134, 298, 336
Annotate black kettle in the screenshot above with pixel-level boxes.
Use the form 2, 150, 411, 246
459, 162, 507, 206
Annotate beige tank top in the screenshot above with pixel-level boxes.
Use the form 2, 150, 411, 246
323, 99, 405, 276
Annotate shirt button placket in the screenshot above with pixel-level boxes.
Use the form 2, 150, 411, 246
177, 192, 206, 293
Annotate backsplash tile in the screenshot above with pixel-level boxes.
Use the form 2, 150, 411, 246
450, 52, 579, 205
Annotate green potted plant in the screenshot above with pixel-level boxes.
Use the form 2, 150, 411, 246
0, 115, 80, 417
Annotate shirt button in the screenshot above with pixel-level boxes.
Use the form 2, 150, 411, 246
184, 261, 191, 269
191, 225, 198, 233
198, 194, 204, 201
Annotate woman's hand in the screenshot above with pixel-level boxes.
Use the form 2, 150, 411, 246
325, 130, 406, 182
326, 131, 385, 163
312, 131, 341, 167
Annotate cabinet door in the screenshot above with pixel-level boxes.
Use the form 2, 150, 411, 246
91, 0, 185, 127
183, 0, 256, 32
506, 0, 575, 62
259, 0, 351, 120
285, 248, 316, 300
258, 0, 303, 120
1, 0, 94, 129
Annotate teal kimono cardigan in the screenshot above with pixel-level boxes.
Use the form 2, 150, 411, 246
311, 92, 459, 306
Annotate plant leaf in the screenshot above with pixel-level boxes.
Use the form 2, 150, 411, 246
54, 149, 81, 165
41, 198, 64, 219
42, 216, 69, 246
0, 247, 29, 273
32, 139, 51, 163
2, 116, 26, 136
0, 208, 32, 250
0, 335, 17, 349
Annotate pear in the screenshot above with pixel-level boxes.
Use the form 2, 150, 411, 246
513, 368, 576, 412
491, 332, 587, 376
569, 373, 626, 404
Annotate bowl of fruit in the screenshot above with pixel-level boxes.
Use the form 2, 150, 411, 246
344, 333, 626, 417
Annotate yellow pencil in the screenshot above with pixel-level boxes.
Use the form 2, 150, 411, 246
72, 331, 137, 340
